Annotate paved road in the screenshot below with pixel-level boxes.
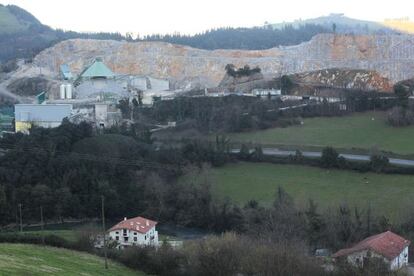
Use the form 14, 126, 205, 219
0, 79, 22, 103
232, 148, 414, 167
260, 148, 414, 167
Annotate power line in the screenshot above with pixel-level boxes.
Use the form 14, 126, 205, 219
0, 142, 177, 171
18, 203, 22, 233
101, 195, 108, 269
40, 206, 45, 245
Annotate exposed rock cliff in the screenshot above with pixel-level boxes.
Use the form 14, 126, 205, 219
30, 34, 414, 89
289, 69, 393, 92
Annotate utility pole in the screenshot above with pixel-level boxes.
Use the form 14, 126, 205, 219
101, 195, 108, 269
40, 206, 45, 245
18, 203, 22, 233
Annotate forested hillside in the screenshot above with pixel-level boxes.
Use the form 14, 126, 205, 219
0, 4, 402, 64
142, 24, 329, 50
0, 4, 128, 62
0, 4, 329, 62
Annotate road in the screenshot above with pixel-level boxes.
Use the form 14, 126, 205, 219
260, 148, 414, 167
0, 78, 23, 103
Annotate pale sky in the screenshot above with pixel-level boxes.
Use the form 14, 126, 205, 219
1, 0, 412, 35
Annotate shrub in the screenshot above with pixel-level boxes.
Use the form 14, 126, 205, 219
370, 154, 389, 173
251, 146, 264, 162
320, 147, 339, 168
238, 144, 251, 160
387, 106, 414, 127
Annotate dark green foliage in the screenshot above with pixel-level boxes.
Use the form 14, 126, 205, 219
143, 24, 329, 50
0, 4, 328, 63
250, 145, 264, 162
238, 144, 251, 160
280, 75, 294, 94
320, 147, 339, 168
344, 90, 398, 113
149, 96, 283, 133
305, 199, 326, 249
225, 64, 261, 77
394, 83, 410, 108
370, 154, 389, 173
0, 233, 71, 249
336, 256, 393, 276
0, 59, 17, 73
108, 234, 325, 276
387, 106, 414, 127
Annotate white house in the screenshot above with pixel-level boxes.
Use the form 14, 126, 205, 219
108, 216, 159, 248
333, 231, 410, 271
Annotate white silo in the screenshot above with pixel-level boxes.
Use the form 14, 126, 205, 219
66, 84, 73, 99
60, 84, 66, 99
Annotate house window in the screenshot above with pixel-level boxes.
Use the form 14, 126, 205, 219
134, 237, 137, 242
134, 232, 137, 235
123, 229, 127, 235
115, 231, 119, 234
145, 235, 147, 240
116, 236, 119, 241
124, 237, 128, 242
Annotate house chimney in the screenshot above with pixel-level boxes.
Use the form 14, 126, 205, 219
124, 217, 127, 221
146, 220, 149, 226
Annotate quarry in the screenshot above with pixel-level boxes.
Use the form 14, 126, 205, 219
2, 33, 414, 133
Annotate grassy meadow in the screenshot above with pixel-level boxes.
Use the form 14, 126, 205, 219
210, 162, 414, 221
225, 112, 414, 155
0, 243, 143, 276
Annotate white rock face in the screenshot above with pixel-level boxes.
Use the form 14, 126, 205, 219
29, 34, 414, 88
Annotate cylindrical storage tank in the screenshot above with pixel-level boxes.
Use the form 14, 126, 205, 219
65, 84, 72, 99
60, 84, 66, 99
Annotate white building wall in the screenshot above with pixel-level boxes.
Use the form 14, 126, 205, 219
36, 122, 66, 129
346, 247, 409, 271
108, 226, 159, 247
390, 246, 409, 270
148, 77, 169, 91
95, 104, 108, 124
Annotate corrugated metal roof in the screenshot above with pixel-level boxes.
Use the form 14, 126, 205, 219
60, 64, 73, 80
80, 58, 115, 79
15, 104, 72, 122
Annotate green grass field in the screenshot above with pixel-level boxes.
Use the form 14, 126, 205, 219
211, 162, 414, 220
225, 112, 414, 155
0, 243, 143, 276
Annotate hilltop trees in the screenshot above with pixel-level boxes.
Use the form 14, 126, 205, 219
143, 24, 329, 50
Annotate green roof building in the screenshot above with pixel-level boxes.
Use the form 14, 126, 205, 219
80, 58, 115, 79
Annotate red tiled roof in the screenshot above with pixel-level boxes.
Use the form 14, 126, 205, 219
109, 216, 157, 234
333, 231, 410, 261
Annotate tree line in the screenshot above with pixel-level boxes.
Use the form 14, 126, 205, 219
137, 93, 397, 134
1, 20, 328, 63
141, 24, 329, 50
1, 121, 414, 274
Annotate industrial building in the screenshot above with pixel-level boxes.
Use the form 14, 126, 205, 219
14, 104, 73, 133
12, 58, 172, 133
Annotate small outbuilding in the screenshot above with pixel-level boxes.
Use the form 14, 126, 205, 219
333, 231, 410, 271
